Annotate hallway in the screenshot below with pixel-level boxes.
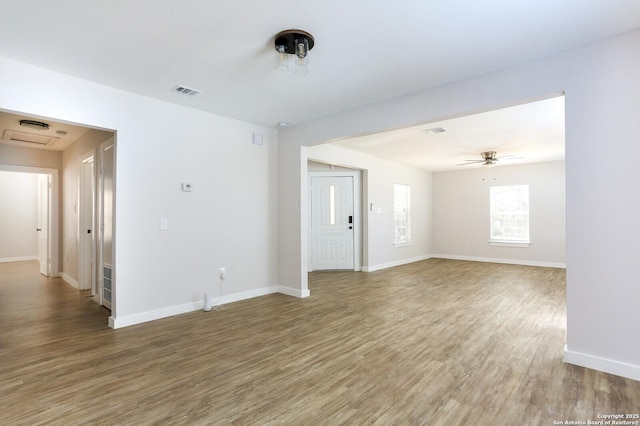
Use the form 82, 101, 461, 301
0, 261, 109, 347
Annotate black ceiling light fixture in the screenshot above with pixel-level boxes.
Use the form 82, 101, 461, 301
274, 29, 315, 76
19, 119, 50, 131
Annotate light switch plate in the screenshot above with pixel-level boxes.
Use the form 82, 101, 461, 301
181, 183, 193, 192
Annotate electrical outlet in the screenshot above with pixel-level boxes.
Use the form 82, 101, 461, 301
220, 267, 226, 280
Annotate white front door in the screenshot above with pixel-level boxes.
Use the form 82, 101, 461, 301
37, 174, 49, 276
310, 176, 355, 270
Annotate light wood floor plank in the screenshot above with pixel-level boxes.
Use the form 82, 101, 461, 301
1, 259, 639, 425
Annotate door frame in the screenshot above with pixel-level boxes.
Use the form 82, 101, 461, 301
79, 150, 96, 292
37, 174, 50, 276
0, 164, 59, 277
308, 171, 361, 272
96, 138, 115, 310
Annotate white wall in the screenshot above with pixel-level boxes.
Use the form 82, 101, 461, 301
308, 161, 354, 172
0, 143, 62, 170
0, 56, 278, 328
432, 161, 565, 267
0, 171, 39, 262
280, 30, 640, 380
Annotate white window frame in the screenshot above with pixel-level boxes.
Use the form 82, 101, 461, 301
489, 184, 530, 247
393, 183, 412, 247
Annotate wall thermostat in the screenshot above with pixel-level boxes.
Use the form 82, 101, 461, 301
182, 183, 193, 192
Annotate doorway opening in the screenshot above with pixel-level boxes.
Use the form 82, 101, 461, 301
0, 165, 59, 276
1, 108, 116, 323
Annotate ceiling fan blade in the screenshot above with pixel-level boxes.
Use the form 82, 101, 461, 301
456, 160, 484, 166
497, 155, 524, 160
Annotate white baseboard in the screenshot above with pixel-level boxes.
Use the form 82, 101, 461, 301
223, 286, 279, 305
363, 255, 432, 272
361, 254, 565, 272
278, 286, 311, 298
0, 256, 38, 263
432, 254, 566, 269
564, 345, 640, 381
61, 273, 80, 289
110, 300, 206, 329
110, 286, 280, 329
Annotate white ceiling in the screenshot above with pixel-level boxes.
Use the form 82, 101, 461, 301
331, 96, 565, 171
0, 1, 637, 166
0, 111, 91, 151
1, 0, 639, 129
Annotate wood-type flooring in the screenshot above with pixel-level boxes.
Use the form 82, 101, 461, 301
1, 259, 638, 425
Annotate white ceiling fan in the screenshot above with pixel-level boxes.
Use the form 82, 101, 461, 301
456, 151, 518, 167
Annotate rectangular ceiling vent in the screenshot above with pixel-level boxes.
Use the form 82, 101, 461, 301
173, 85, 201, 96
423, 127, 446, 135
2, 130, 59, 146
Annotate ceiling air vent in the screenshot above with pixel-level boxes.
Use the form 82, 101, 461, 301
423, 127, 446, 135
173, 85, 201, 96
2, 130, 59, 146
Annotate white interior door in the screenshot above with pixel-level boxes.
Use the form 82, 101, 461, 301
310, 176, 355, 270
37, 174, 49, 276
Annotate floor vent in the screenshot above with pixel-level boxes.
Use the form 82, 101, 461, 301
103, 264, 112, 309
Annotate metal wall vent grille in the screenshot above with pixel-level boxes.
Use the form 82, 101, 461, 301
174, 85, 201, 96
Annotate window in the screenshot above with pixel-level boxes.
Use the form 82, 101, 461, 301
490, 185, 530, 246
394, 184, 411, 246
329, 185, 336, 225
